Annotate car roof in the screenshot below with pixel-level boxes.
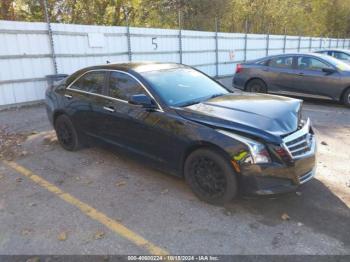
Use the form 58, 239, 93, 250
251, 52, 327, 62
65, 61, 187, 85
75, 61, 185, 74
314, 49, 350, 53
269, 52, 325, 58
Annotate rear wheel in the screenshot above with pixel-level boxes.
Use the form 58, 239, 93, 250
342, 88, 350, 107
54, 115, 82, 151
184, 148, 238, 205
246, 79, 267, 93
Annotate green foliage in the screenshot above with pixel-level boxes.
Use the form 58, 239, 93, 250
1, 0, 349, 37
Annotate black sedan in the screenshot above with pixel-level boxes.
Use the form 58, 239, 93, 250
46, 62, 316, 205
233, 53, 350, 107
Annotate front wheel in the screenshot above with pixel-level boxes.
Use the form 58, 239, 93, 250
184, 148, 238, 205
342, 88, 350, 107
54, 115, 82, 151
246, 79, 267, 93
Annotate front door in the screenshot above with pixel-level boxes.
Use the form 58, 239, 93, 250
93, 71, 185, 167
294, 56, 341, 99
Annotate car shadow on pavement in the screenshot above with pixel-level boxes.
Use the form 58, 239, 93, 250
98, 141, 350, 247
230, 179, 350, 247
98, 142, 350, 249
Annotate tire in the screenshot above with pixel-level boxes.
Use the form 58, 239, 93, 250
342, 88, 350, 107
184, 148, 238, 205
54, 114, 82, 151
246, 79, 267, 93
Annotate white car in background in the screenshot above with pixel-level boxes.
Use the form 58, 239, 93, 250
314, 49, 350, 64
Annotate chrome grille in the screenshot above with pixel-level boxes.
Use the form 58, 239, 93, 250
282, 118, 315, 159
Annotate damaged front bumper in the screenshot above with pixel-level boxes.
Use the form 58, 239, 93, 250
238, 118, 317, 195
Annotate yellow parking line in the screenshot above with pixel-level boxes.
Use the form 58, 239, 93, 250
2, 160, 169, 256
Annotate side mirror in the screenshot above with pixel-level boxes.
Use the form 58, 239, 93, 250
129, 94, 157, 109
322, 68, 337, 74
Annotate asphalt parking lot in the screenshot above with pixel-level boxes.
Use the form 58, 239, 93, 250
0, 79, 349, 255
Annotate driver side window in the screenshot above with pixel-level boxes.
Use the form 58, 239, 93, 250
297, 57, 333, 71
108, 72, 148, 101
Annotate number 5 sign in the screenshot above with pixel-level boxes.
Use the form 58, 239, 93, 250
152, 37, 158, 50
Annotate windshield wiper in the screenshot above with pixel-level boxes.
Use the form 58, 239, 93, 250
207, 93, 225, 99
176, 98, 204, 107
176, 93, 226, 107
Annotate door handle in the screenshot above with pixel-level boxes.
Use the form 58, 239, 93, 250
64, 94, 73, 99
103, 106, 115, 112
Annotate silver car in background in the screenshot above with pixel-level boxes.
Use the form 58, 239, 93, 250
314, 49, 350, 64
233, 53, 350, 107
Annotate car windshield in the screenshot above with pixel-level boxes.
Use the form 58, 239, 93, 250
140, 67, 229, 107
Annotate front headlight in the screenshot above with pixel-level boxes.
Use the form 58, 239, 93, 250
217, 130, 271, 164
298, 104, 303, 127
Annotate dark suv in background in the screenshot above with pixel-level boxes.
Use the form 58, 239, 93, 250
233, 53, 350, 107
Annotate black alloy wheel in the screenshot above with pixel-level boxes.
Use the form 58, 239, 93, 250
54, 115, 82, 151
246, 79, 267, 93
343, 88, 350, 107
184, 149, 238, 205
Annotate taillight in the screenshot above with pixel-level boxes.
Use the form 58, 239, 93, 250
235, 64, 243, 74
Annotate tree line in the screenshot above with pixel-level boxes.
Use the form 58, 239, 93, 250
1, 0, 350, 37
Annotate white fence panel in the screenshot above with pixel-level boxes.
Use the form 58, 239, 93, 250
1, 20, 350, 107
217, 33, 244, 76
131, 27, 179, 63
267, 35, 283, 55
182, 30, 216, 76
52, 23, 129, 73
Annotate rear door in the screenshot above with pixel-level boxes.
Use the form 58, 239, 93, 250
265, 55, 298, 93
65, 71, 107, 136
294, 55, 341, 99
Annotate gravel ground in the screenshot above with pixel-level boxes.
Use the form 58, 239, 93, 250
0, 80, 349, 255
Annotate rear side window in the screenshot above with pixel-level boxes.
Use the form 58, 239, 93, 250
297, 56, 333, 71
70, 71, 106, 94
268, 56, 293, 69
256, 59, 268, 66
108, 72, 147, 101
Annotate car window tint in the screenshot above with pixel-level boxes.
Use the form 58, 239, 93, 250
109, 72, 147, 101
297, 57, 332, 71
268, 56, 293, 69
333, 52, 350, 60
256, 59, 268, 65
71, 71, 105, 94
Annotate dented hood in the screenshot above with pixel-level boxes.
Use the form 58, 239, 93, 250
175, 93, 302, 144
